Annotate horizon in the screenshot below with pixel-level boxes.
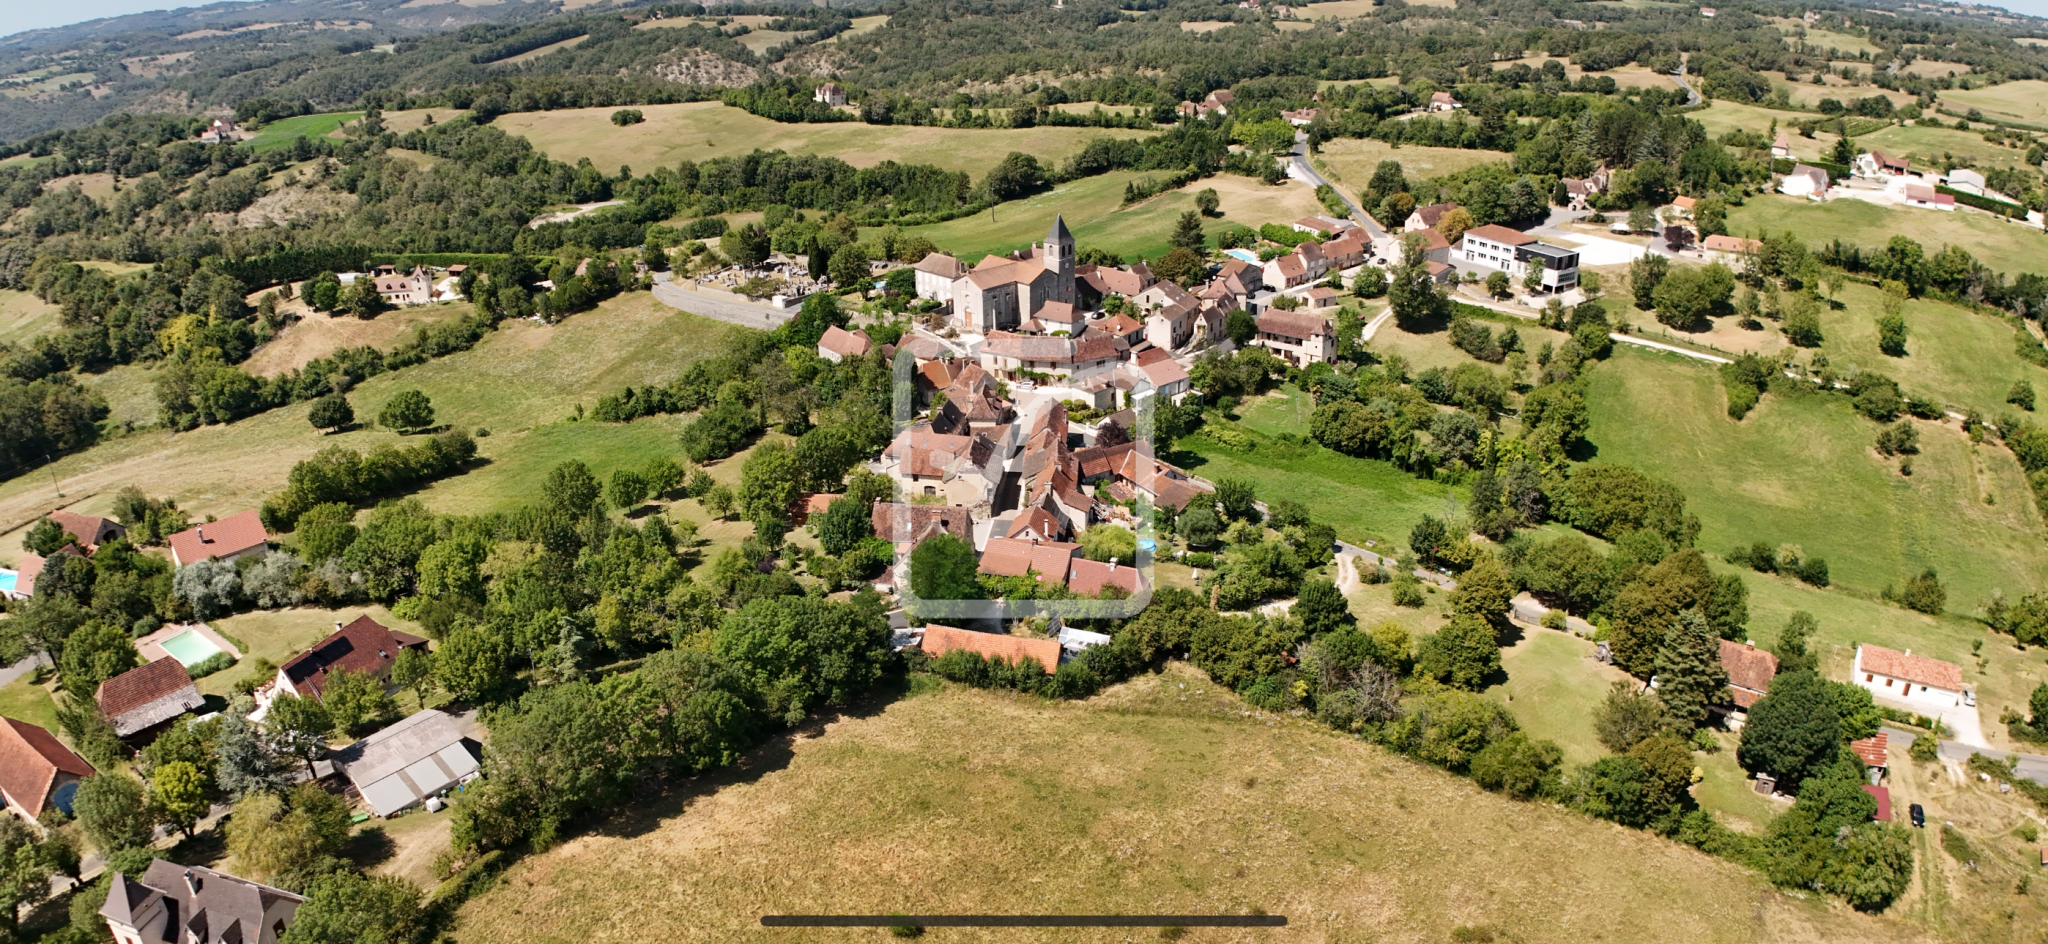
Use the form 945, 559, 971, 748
5, 0, 2048, 40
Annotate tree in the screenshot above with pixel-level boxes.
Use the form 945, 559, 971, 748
416, 535, 488, 603
172, 558, 241, 621
738, 442, 801, 529
1485, 271, 1509, 298
303, 273, 342, 312
293, 502, 358, 564
1178, 506, 1220, 547
1225, 309, 1257, 345
611, 108, 644, 126
1894, 568, 1945, 614
434, 623, 510, 703
1351, 265, 1387, 298
0, 817, 63, 935
74, 775, 155, 855
1775, 611, 1819, 674
1295, 580, 1349, 636
1628, 732, 1696, 814
377, 390, 435, 433
307, 394, 353, 433
215, 710, 290, 800
1169, 211, 1206, 253
908, 533, 981, 601
1214, 477, 1259, 522
2009, 379, 2036, 411
1080, 525, 1136, 565
983, 152, 1048, 201
1651, 263, 1735, 330
265, 695, 333, 777
1408, 515, 1450, 568
389, 647, 436, 711
713, 595, 891, 724
58, 621, 141, 701
1738, 670, 1840, 788
1389, 235, 1451, 328
815, 497, 875, 557
321, 667, 395, 737
149, 761, 209, 838
1451, 553, 1515, 630
607, 469, 650, 510
1628, 203, 1655, 234
1470, 731, 1562, 800
701, 484, 736, 520
22, 517, 65, 556
1153, 247, 1204, 289
721, 223, 772, 267
1418, 612, 1502, 690
1694, 194, 1727, 236
224, 783, 351, 883
1628, 254, 1669, 310
1875, 313, 1908, 356
1654, 609, 1728, 732
1437, 207, 1474, 244
1195, 188, 1221, 216
282, 870, 424, 944
1594, 680, 1671, 752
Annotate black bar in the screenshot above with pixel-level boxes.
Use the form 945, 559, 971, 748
762, 916, 1286, 928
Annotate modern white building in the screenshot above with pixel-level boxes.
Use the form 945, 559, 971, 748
1778, 164, 1830, 198
1853, 643, 1968, 713
1457, 225, 1580, 294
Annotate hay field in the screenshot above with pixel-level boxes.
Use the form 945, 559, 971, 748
0, 289, 61, 346
1776, 79, 1914, 108
1297, 0, 1381, 16
1493, 57, 1675, 89
1900, 60, 1971, 78
1180, 20, 1241, 32
0, 292, 732, 534
1938, 79, 2048, 125
240, 304, 473, 378
491, 34, 588, 64
1853, 122, 2036, 169
452, 663, 1936, 944
40, 172, 118, 200
374, 108, 469, 133
884, 171, 1326, 263
1781, 26, 1885, 57
492, 102, 1150, 179
243, 112, 362, 152
1316, 138, 1508, 187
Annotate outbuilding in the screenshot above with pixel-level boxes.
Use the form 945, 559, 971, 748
333, 709, 481, 817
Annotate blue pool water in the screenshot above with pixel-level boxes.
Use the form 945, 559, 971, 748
0, 571, 17, 594
1138, 538, 1157, 552
1224, 248, 1261, 263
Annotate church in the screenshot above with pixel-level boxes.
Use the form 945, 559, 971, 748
911, 216, 1077, 334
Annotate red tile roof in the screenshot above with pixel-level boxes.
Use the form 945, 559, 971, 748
1861, 784, 1891, 821
1411, 228, 1451, 252
1410, 203, 1456, 228
47, 511, 122, 550
1067, 558, 1144, 598
978, 537, 1078, 582
1719, 639, 1779, 708
817, 325, 873, 358
1007, 507, 1067, 540
1858, 644, 1964, 692
167, 510, 268, 565
871, 502, 973, 546
95, 659, 202, 736
0, 718, 93, 817
1256, 310, 1333, 340
282, 616, 428, 701
1850, 732, 1889, 768
919, 624, 1059, 674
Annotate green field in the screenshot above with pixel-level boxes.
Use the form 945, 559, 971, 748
451, 664, 1927, 944
1487, 629, 1633, 767
880, 172, 1326, 263
1937, 79, 2048, 126
1317, 138, 1509, 189
242, 112, 363, 152
493, 102, 1150, 180
1724, 194, 2048, 277
0, 674, 60, 735
0, 292, 734, 542
1581, 345, 2048, 615
1808, 280, 2048, 417
0, 289, 61, 346
204, 604, 420, 698
1853, 122, 2037, 170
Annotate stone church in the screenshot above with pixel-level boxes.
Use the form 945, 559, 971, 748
911, 216, 1077, 334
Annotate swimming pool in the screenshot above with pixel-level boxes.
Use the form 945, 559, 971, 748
0, 571, 16, 595
159, 629, 225, 667
1224, 248, 1261, 264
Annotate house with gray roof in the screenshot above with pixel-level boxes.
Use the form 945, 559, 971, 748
332, 709, 480, 817
101, 859, 304, 944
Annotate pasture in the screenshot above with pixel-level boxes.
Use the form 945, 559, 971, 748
0, 289, 61, 346
1580, 344, 2048, 619
1852, 121, 2036, 170
1937, 79, 2048, 125
1487, 629, 1632, 768
882, 171, 1326, 263
491, 102, 1150, 180
240, 303, 474, 378
1722, 194, 2048, 278
451, 664, 1931, 944
1316, 138, 1509, 189
241, 112, 363, 152
489, 34, 588, 64
0, 292, 734, 543
1778, 24, 1886, 57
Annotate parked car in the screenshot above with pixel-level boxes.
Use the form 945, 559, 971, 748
1909, 803, 1926, 828
1963, 689, 1976, 707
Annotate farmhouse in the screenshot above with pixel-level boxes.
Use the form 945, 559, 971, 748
167, 511, 269, 567
1458, 225, 1581, 293
1281, 108, 1320, 126
45, 511, 125, 551
1854, 150, 1910, 177
1778, 164, 1830, 198
1853, 643, 1968, 711
1252, 309, 1335, 366
1702, 234, 1762, 260
1405, 203, 1458, 233
96, 658, 204, 740
252, 616, 429, 718
1291, 215, 1354, 238
0, 717, 93, 821
813, 82, 847, 106
816, 325, 873, 362
373, 266, 435, 306
1428, 91, 1460, 112
917, 624, 1060, 674
1718, 639, 1778, 726
102, 860, 303, 944
333, 708, 481, 817
198, 118, 237, 144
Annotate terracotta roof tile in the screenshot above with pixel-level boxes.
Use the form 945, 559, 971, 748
1067, 558, 1144, 598
167, 510, 268, 566
281, 616, 427, 701
1719, 639, 1778, 708
0, 718, 93, 817
1859, 644, 1964, 692
919, 625, 1060, 674
1850, 732, 1889, 768
1462, 224, 1536, 246
817, 325, 872, 358
1256, 310, 1332, 340
977, 537, 1078, 583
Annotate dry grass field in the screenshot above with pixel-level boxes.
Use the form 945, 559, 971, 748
490, 34, 588, 65
0, 289, 62, 346
240, 304, 473, 378
1937, 79, 2048, 125
451, 663, 1938, 944
1899, 60, 1972, 79
1296, 0, 1382, 16
1179, 20, 1240, 32
492, 102, 1149, 179
1316, 138, 1508, 191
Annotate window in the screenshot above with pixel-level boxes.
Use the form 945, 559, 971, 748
1885, 678, 1893, 687
1865, 673, 1873, 682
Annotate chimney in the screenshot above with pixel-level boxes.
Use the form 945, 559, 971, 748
334, 621, 344, 632
183, 870, 201, 896
1109, 557, 1118, 571
195, 525, 204, 542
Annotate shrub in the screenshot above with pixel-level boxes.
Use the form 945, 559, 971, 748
185, 652, 236, 679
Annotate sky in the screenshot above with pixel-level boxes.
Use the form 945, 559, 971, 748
9, 0, 2048, 39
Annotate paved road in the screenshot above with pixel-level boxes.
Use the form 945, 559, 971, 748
651, 274, 794, 329
0, 654, 47, 690
1671, 59, 1703, 107
1290, 131, 1387, 239
1887, 726, 2048, 787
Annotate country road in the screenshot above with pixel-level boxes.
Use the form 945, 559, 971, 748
1290, 131, 1388, 239
651, 273, 795, 328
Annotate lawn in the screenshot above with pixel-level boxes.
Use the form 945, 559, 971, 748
0, 674, 60, 736
0, 292, 735, 541
492, 102, 1151, 180
1316, 138, 1509, 190
1804, 279, 2048, 418
1487, 629, 1632, 767
1580, 345, 2048, 619
203, 604, 421, 699
1691, 730, 1784, 834
1937, 80, 2048, 126
450, 663, 1927, 944
1175, 389, 1462, 549
242, 112, 363, 152
0, 289, 61, 346
1851, 122, 2037, 171
879, 171, 1325, 263
80, 363, 160, 429
1724, 194, 2048, 277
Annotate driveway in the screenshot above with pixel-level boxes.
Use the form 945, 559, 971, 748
1888, 726, 2048, 786
1291, 131, 1387, 238
0, 654, 47, 689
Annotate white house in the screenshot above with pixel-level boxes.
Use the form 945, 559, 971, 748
1853, 643, 1968, 712
1458, 224, 1580, 294
1251, 310, 1334, 366
1904, 183, 1957, 211
1946, 168, 1986, 196
813, 82, 847, 106
1778, 164, 1830, 199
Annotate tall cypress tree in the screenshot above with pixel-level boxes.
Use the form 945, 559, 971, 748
1655, 608, 1728, 731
